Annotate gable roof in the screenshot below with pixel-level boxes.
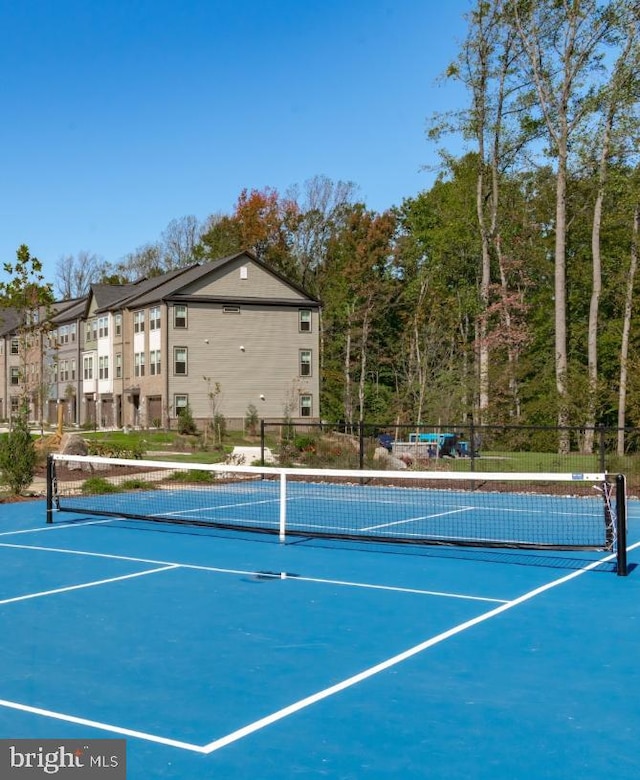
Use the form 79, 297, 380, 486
51, 296, 89, 324
120, 251, 320, 309
92, 264, 201, 314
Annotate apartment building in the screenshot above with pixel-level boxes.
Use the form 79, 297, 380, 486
1, 251, 321, 429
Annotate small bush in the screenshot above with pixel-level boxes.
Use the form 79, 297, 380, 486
87, 440, 145, 459
81, 477, 120, 494
0, 409, 37, 495
168, 469, 213, 483
177, 404, 198, 435
121, 478, 156, 491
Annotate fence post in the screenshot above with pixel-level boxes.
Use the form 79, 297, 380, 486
469, 418, 476, 472
260, 419, 265, 466
359, 421, 365, 470
598, 424, 606, 472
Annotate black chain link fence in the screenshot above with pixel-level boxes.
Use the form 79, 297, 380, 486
258, 420, 640, 494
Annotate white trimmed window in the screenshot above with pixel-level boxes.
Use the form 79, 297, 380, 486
150, 349, 161, 376
134, 311, 145, 333
99, 355, 109, 380
174, 347, 187, 375
134, 352, 145, 377
299, 309, 312, 332
300, 395, 312, 417
149, 306, 161, 330
174, 394, 188, 416
299, 349, 312, 377
83, 356, 93, 380
174, 304, 187, 328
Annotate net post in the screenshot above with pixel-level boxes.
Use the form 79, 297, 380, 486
616, 473, 628, 577
46, 454, 54, 524
278, 471, 287, 542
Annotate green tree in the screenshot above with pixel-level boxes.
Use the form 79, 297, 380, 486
0, 245, 55, 427
0, 403, 36, 495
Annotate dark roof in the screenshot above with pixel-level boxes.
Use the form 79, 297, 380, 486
51, 296, 89, 323
122, 251, 320, 309
0, 307, 21, 337
92, 264, 200, 313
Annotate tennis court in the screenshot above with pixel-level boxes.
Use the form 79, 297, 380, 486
1, 458, 639, 778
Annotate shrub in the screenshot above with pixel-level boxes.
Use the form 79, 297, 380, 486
0, 409, 37, 495
177, 404, 198, 435
81, 477, 120, 494
121, 478, 156, 491
168, 469, 213, 483
245, 404, 259, 436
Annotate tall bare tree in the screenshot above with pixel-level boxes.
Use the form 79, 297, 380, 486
582, 8, 639, 451
55, 250, 109, 299
510, 0, 618, 451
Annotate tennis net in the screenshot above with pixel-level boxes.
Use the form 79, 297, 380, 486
46, 454, 628, 574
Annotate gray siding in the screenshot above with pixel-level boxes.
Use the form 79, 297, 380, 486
177, 257, 309, 300
167, 303, 319, 420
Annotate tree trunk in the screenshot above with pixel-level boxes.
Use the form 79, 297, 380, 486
618, 203, 639, 455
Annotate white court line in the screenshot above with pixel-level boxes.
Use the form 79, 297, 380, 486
1, 541, 634, 754
0, 699, 205, 753
361, 507, 474, 532
0, 541, 493, 601
0, 565, 180, 605
295, 575, 507, 604
0, 519, 114, 536
158, 497, 280, 517
197, 540, 639, 754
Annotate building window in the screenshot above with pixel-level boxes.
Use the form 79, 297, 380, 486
83, 356, 93, 380
149, 306, 161, 330
10, 396, 19, 414
134, 311, 145, 333
99, 355, 109, 380
59, 360, 68, 382
174, 394, 188, 416
115, 353, 122, 379
71, 359, 76, 380
70, 323, 77, 342
299, 309, 312, 332
134, 352, 145, 377
10, 338, 19, 355
174, 347, 187, 375
114, 314, 122, 337
174, 304, 187, 328
98, 316, 109, 339
150, 349, 161, 376
300, 395, 312, 417
10, 367, 19, 385
85, 319, 97, 342
299, 349, 312, 377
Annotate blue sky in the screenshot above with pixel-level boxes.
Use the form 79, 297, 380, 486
0, 0, 471, 287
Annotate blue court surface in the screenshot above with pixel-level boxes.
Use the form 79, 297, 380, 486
0, 496, 639, 779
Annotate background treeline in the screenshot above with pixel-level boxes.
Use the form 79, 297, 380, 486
52, 0, 640, 445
